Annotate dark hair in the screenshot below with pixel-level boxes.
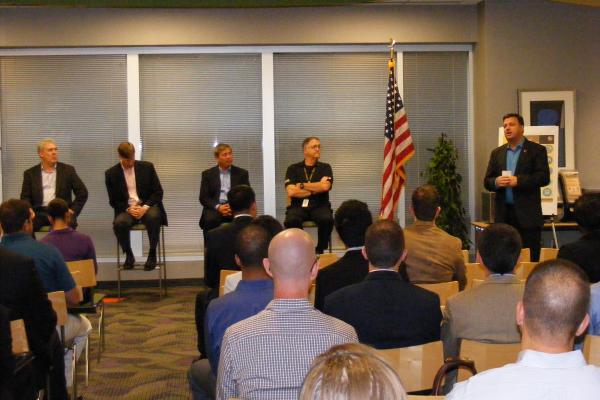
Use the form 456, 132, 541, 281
573, 193, 600, 232
227, 185, 255, 213
302, 137, 320, 149
364, 220, 405, 269
213, 143, 232, 158
502, 113, 524, 126
478, 223, 522, 274
334, 200, 372, 247
117, 142, 135, 159
234, 224, 270, 269
250, 215, 284, 239
0, 199, 31, 234
523, 259, 590, 340
47, 198, 69, 220
411, 185, 440, 221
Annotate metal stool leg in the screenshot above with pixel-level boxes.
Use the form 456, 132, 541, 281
162, 225, 167, 296
116, 240, 122, 299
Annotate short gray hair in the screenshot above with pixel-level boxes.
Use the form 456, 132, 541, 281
37, 138, 57, 153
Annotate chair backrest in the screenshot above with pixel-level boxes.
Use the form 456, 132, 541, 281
583, 335, 600, 367
47, 291, 68, 327
461, 249, 469, 263
377, 340, 444, 393
308, 283, 316, 305
318, 253, 339, 269
515, 262, 538, 281
219, 269, 239, 297
457, 340, 521, 381
539, 247, 559, 262
520, 248, 531, 263
415, 281, 459, 307
66, 259, 97, 288
465, 262, 487, 289
471, 279, 484, 288
10, 319, 30, 354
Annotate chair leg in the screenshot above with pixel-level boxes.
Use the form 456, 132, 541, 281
162, 225, 167, 297
71, 344, 77, 400
117, 241, 122, 299
85, 336, 89, 386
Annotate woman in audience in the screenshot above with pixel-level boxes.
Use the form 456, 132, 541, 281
299, 343, 407, 400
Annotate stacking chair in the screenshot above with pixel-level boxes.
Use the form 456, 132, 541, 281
582, 335, 600, 367
66, 259, 106, 367
415, 281, 459, 307
461, 249, 469, 263
9, 319, 44, 400
318, 253, 339, 269
515, 262, 538, 281
457, 340, 521, 382
47, 291, 79, 400
519, 248, 531, 262
377, 340, 444, 393
465, 263, 487, 289
218, 269, 239, 297
539, 247, 559, 262
116, 223, 167, 298
471, 279, 484, 288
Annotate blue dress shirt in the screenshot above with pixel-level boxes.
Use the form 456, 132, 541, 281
205, 279, 274, 374
505, 140, 524, 204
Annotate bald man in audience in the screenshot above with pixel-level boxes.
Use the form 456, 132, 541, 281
216, 228, 357, 400
448, 259, 600, 400
442, 223, 525, 390
404, 185, 466, 290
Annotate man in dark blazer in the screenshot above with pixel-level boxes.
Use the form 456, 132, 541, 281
324, 220, 442, 349
105, 142, 168, 270
20, 138, 88, 231
484, 113, 550, 262
0, 246, 68, 399
314, 199, 372, 311
199, 143, 250, 240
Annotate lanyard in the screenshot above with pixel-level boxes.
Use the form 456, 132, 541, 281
304, 166, 316, 182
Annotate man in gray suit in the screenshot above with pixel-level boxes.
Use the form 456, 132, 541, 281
442, 223, 524, 387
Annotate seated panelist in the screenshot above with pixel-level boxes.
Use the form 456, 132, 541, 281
20, 138, 88, 231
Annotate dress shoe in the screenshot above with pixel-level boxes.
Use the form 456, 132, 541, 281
123, 253, 135, 270
144, 254, 157, 271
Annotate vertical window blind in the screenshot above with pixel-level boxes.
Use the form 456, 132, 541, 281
139, 54, 263, 255
0, 55, 128, 256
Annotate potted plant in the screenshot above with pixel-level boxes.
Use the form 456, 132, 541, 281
426, 133, 470, 249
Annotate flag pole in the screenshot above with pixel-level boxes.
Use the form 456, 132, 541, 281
389, 38, 396, 60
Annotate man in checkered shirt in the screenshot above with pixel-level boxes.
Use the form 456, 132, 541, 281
216, 228, 358, 400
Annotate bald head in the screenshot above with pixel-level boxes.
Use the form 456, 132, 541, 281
267, 228, 316, 282
522, 259, 590, 343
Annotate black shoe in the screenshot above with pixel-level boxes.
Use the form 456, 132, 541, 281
144, 254, 157, 271
123, 253, 135, 270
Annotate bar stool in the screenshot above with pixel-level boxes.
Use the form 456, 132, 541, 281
302, 220, 333, 253
116, 223, 167, 298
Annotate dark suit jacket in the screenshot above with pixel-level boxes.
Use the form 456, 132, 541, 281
314, 250, 369, 311
20, 162, 88, 215
105, 160, 168, 225
484, 138, 550, 229
0, 304, 14, 386
0, 247, 57, 369
199, 165, 249, 228
558, 231, 600, 283
324, 270, 442, 349
204, 215, 253, 289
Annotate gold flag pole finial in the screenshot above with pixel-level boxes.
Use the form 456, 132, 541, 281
388, 38, 396, 67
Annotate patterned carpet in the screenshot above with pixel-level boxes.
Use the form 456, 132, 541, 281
77, 286, 200, 400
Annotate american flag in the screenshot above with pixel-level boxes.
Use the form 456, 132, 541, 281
380, 56, 414, 220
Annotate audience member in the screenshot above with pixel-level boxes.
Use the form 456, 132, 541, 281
299, 343, 407, 400
223, 215, 283, 294
0, 244, 67, 399
590, 282, 600, 336
0, 199, 90, 388
448, 259, 600, 399
216, 228, 357, 400
314, 200, 372, 310
442, 223, 524, 390
324, 220, 441, 349
189, 224, 275, 400
558, 192, 600, 283
404, 185, 467, 289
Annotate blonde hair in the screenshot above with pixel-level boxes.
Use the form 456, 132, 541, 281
213, 143, 232, 158
299, 343, 407, 400
37, 138, 56, 153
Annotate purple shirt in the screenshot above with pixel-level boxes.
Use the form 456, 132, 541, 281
40, 228, 98, 272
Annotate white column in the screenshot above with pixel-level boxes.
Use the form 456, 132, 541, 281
261, 52, 277, 216
127, 54, 143, 257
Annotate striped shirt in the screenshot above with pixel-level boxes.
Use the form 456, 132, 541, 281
216, 298, 358, 400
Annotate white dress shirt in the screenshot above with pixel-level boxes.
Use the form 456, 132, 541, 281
448, 349, 600, 400
121, 163, 140, 206
41, 164, 57, 206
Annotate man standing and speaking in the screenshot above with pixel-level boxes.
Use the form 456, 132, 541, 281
484, 113, 550, 261
284, 137, 333, 254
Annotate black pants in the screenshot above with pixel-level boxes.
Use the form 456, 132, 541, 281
200, 208, 232, 242
113, 206, 162, 254
284, 205, 333, 252
505, 205, 542, 262
194, 287, 217, 356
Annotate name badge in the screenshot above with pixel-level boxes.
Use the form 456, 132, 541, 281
302, 199, 309, 208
